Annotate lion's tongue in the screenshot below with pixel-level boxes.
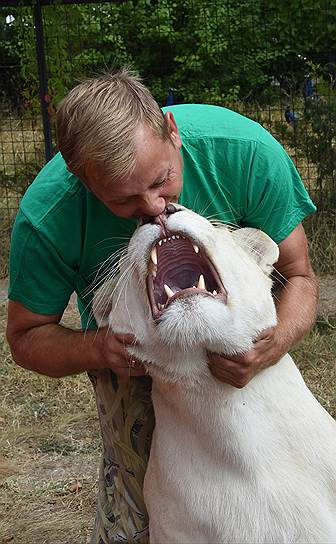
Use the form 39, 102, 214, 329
154, 238, 205, 305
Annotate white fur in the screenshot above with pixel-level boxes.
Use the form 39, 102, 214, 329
94, 207, 336, 543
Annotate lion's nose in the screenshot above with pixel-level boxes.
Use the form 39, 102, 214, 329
165, 203, 179, 215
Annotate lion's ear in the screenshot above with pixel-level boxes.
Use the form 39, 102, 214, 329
231, 228, 279, 275
92, 276, 119, 328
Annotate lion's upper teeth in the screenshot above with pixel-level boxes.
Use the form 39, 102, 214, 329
197, 274, 206, 290
164, 284, 174, 299
151, 247, 158, 265
193, 244, 199, 254
158, 240, 163, 246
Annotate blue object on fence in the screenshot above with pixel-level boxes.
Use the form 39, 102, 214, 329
166, 88, 175, 106
327, 63, 336, 89
284, 105, 298, 124
303, 75, 314, 98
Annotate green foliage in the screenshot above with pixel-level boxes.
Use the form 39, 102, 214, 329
3, 0, 336, 111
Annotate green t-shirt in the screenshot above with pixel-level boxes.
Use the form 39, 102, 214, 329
9, 104, 316, 327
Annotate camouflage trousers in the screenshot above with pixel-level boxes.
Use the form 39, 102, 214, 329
88, 370, 155, 544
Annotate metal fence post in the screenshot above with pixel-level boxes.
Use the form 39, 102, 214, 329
33, 0, 53, 162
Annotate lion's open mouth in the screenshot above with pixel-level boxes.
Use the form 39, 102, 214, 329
146, 234, 227, 319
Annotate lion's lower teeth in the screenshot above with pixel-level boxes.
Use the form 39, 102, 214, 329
164, 284, 174, 299
197, 274, 206, 290
163, 274, 208, 303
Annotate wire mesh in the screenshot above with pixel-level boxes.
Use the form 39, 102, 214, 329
0, 0, 336, 276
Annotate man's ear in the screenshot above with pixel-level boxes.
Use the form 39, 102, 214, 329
164, 112, 182, 148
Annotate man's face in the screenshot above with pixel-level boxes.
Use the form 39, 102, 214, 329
85, 114, 183, 219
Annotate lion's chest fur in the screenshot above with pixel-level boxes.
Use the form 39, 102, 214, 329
144, 355, 336, 543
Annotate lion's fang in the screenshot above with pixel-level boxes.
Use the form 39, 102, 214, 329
197, 274, 206, 290
213, 290, 217, 295
164, 284, 174, 299
193, 244, 199, 254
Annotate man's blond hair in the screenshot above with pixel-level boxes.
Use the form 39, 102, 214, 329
57, 68, 171, 183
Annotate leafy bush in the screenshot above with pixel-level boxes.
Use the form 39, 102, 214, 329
3, 0, 336, 111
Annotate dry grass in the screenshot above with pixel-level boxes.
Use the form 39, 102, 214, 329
0, 218, 12, 279
291, 317, 336, 418
305, 211, 336, 276
0, 112, 44, 279
0, 115, 44, 176
0, 301, 100, 544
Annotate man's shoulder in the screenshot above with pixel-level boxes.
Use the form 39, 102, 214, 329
20, 152, 84, 228
162, 103, 263, 143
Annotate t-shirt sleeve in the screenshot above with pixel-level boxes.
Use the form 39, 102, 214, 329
8, 210, 77, 315
242, 136, 316, 244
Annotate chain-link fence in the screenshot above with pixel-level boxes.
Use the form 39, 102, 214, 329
1, 0, 336, 275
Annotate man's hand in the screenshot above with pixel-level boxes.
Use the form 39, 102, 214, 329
96, 328, 148, 377
208, 327, 281, 388
207, 223, 319, 389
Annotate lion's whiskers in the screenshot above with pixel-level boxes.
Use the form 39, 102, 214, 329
82, 247, 128, 300
81, 251, 129, 335
95, 235, 133, 246
109, 261, 137, 326
83, 257, 136, 339
197, 188, 223, 218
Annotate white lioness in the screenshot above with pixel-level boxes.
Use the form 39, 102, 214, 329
93, 205, 336, 544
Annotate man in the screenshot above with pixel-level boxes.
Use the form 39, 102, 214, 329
6, 68, 318, 542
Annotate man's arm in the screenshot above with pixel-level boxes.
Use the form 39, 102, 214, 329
208, 223, 319, 388
6, 300, 146, 378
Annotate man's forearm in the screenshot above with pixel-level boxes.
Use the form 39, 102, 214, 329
10, 323, 102, 378
274, 271, 319, 352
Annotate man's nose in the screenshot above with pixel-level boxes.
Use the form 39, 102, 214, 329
138, 194, 166, 218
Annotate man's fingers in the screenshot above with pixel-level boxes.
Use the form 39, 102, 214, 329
210, 364, 251, 388
98, 329, 148, 376
115, 332, 139, 346
207, 351, 257, 388
109, 356, 148, 377
253, 327, 275, 342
